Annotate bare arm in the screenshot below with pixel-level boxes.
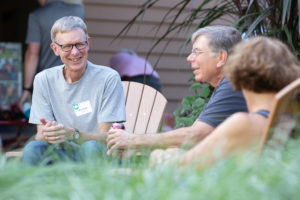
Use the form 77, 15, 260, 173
77, 122, 112, 144
35, 124, 45, 141
180, 113, 263, 169
106, 120, 214, 155
18, 43, 40, 109
154, 121, 215, 148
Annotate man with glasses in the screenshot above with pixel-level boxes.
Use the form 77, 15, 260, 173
18, 0, 85, 112
106, 26, 248, 155
22, 16, 126, 166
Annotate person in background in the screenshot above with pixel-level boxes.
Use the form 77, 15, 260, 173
18, 0, 85, 111
150, 36, 300, 169
22, 16, 126, 166
106, 26, 248, 155
109, 49, 161, 92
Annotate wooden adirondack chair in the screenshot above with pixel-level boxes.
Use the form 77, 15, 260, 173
5, 81, 168, 157
259, 78, 300, 152
122, 81, 167, 134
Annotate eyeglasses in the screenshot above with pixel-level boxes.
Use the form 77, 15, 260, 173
190, 49, 209, 57
54, 41, 88, 52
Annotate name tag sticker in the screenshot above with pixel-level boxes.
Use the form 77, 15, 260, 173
73, 100, 92, 117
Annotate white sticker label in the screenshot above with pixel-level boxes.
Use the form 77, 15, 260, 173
73, 100, 92, 117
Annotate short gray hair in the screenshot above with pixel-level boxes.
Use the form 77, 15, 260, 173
191, 25, 241, 54
51, 16, 88, 42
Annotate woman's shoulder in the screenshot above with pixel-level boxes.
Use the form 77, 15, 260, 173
226, 112, 252, 125
215, 112, 254, 133
216, 111, 266, 138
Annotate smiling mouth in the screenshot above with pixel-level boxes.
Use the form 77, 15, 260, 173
70, 58, 80, 62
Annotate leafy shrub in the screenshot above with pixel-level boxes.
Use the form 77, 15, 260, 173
173, 77, 213, 128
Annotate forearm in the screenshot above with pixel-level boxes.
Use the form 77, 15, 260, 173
77, 122, 112, 144
77, 130, 107, 144
24, 44, 39, 88
139, 128, 193, 149
24, 54, 38, 88
35, 132, 45, 141
158, 127, 206, 148
18, 45, 39, 109
35, 125, 45, 141
106, 121, 213, 155
135, 124, 211, 149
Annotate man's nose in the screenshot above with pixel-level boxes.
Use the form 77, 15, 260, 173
70, 45, 80, 54
187, 53, 194, 63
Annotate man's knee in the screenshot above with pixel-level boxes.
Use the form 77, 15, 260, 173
23, 141, 49, 153
22, 141, 50, 166
79, 140, 107, 160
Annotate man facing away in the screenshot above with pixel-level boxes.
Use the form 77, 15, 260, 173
106, 26, 248, 154
22, 16, 126, 166
18, 0, 85, 110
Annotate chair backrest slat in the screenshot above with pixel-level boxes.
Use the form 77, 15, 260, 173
122, 81, 129, 105
146, 92, 168, 133
259, 78, 300, 151
122, 81, 167, 134
123, 82, 144, 132
134, 85, 157, 134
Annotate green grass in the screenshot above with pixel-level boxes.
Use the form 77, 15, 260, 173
1, 140, 300, 200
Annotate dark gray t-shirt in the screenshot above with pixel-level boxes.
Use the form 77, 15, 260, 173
29, 61, 126, 133
26, 0, 85, 73
198, 77, 248, 127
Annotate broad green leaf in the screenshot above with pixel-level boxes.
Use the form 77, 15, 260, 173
192, 98, 205, 109
199, 85, 211, 98
182, 98, 192, 110
189, 82, 201, 91
177, 117, 194, 126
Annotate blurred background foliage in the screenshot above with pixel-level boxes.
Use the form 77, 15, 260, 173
116, 0, 300, 127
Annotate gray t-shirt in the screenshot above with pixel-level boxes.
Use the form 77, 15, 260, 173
29, 61, 126, 133
26, 0, 85, 73
198, 77, 248, 127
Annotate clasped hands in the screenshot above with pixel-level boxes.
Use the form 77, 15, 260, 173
39, 118, 73, 144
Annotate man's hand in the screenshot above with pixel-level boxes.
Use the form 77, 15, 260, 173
40, 118, 74, 144
106, 129, 135, 155
18, 90, 31, 111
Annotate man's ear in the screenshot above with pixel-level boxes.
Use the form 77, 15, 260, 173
86, 37, 91, 50
216, 50, 228, 68
50, 43, 60, 56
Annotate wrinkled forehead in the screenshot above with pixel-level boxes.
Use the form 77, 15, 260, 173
55, 28, 87, 44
